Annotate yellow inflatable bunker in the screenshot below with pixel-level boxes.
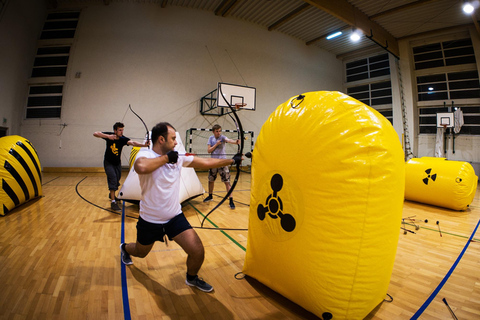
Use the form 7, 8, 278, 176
243, 91, 405, 319
0, 135, 42, 216
405, 157, 477, 210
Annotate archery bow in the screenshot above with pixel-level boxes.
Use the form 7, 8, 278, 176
200, 90, 244, 227
128, 104, 150, 144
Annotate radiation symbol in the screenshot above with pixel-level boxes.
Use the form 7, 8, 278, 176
257, 174, 296, 232
423, 168, 437, 185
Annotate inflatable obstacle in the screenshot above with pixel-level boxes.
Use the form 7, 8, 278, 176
242, 91, 405, 319
405, 157, 477, 210
0, 135, 42, 216
118, 132, 204, 203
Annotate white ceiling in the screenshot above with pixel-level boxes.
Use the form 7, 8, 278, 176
57, 0, 476, 58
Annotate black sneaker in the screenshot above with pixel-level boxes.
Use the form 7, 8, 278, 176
203, 195, 213, 203
185, 275, 213, 292
111, 201, 121, 211
229, 198, 235, 209
120, 243, 133, 265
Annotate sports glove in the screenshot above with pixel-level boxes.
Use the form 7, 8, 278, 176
167, 151, 178, 164
232, 153, 242, 166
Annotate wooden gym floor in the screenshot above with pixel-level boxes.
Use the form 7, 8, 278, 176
0, 170, 479, 319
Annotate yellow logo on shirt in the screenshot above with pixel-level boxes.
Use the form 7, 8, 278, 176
110, 143, 119, 156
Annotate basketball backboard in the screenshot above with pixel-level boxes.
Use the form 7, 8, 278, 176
436, 112, 454, 128
217, 83, 256, 110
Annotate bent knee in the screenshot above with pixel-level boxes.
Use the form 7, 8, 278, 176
189, 247, 205, 259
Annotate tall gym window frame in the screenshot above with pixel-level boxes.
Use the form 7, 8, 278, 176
412, 34, 480, 135
26, 11, 80, 119
344, 53, 393, 124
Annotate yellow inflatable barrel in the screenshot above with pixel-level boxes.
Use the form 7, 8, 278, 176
243, 91, 405, 319
405, 157, 477, 210
0, 135, 42, 216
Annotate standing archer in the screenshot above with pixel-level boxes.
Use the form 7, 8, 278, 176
204, 124, 240, 209
120, 122, 242, 292
94, 122, 149, 211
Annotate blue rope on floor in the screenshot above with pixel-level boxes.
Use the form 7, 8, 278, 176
121, 201, 131, 320
410, 218, 480, 319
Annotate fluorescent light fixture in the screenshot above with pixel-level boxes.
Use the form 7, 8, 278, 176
463, 2, 475, 13
428, 87, 434, 91
326, 31, 342, 40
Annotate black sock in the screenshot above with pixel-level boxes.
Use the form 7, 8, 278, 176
186, 273, 197, 281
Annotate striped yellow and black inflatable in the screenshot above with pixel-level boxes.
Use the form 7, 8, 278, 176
0, 135, 42, 216
129, 147, 140, 170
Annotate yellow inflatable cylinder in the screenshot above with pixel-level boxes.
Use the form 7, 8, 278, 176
243, 91, 405, 319
0, 135, 42, 216
405, 157, 477, 210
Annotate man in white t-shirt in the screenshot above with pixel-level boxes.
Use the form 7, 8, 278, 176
120, 122, 242, 293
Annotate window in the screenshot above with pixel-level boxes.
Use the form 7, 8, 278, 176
346, 53, 390, 82
417, 70, 480, 102
347, 80, 392, 106
31, 46, 70, 78
347, 81, 393, 124
413, 37, 480, 134
40, 12, 79, 39
26, 11, 79, 119
419, 106, 480, 135
26, 84, 63, 119
413, 39, 476, 70
345, 53, 393, 124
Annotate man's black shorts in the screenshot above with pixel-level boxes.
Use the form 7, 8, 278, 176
136, 213, 192, 245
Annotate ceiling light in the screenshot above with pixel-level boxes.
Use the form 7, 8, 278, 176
350, 30, 361, 42
463, 2, 475, 13
326, 31, 342, 40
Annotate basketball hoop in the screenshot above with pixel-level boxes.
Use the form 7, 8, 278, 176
441, 124, 448, 130
234, 103, 247, 110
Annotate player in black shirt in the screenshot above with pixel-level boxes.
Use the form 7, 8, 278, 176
94, 122, 149, 211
